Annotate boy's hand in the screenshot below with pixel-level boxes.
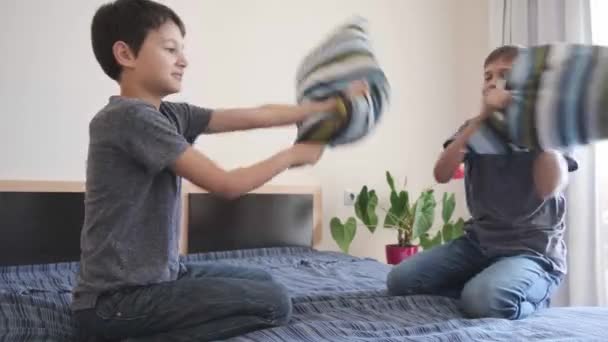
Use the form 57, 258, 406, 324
344, 79, 370, 99
289, 143, 325, 168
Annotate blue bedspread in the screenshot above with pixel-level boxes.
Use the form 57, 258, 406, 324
1, 247, 607, 341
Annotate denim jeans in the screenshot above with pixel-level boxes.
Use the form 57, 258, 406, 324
74, 263, 292, 341
386, 235, 561, 320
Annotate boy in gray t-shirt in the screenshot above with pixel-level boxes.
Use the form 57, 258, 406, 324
73, 0, 368, 340
387, 46, 577, 320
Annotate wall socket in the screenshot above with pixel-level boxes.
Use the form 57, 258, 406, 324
344, 189, 356, 206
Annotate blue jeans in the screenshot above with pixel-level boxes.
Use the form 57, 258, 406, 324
74, 263, 292, 341
386, 235, 561, 320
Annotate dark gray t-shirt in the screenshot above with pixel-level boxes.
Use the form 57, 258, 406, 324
446, 122, 578, 275
72, 96, 211, 311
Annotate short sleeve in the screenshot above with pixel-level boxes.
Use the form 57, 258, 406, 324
443, 121, 472, 152
118, 107, 190, 174
160, 102, 213, 143
444, 120, 519, 155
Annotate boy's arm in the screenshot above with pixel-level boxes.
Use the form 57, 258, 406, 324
434, 87, 513, 183
115, 105, 323, 199
533, 150, 572, 199
433, 116, 484, 183
203, 80, 369, 134
205, 99, 337, 134
171, 144, 323, 199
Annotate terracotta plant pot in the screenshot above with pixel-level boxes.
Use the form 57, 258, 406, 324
385, 244, 419, 265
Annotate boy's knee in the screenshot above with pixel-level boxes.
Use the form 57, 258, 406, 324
265, 282, 292, 325
461, 280, 520, 320
248, 268, 274, 282
386, 261, 424, 296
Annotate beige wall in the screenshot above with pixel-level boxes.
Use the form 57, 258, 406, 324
0, 0, 489, 261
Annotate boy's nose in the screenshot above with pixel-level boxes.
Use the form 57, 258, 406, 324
177, 55, 188, 68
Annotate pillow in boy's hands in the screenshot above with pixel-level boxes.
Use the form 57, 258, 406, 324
294, 16, 390, 146
487, 43, 608, 150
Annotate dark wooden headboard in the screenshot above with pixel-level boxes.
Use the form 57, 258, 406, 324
0, 180, 322, 266
0, 181, 85, 266
184, 183, 322, 253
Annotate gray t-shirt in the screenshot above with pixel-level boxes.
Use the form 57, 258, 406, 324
445, 122, 578, 275
72, 96, 212, 311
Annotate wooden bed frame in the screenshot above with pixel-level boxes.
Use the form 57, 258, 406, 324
0, 180, 322, 266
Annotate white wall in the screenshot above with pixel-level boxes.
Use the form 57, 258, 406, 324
0, 0, 489, 261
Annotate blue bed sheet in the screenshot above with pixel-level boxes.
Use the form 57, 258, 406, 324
1, 247, 607, 341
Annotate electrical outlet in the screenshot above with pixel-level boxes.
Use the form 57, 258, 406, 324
344, 189, 356, 206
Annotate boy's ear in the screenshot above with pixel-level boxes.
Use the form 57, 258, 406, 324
112, 41, 137, 69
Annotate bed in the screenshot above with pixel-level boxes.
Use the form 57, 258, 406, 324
1, 181, 607, 341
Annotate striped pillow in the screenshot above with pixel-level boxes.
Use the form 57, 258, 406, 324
295, 17, 390, 146
488, 43, 608, 150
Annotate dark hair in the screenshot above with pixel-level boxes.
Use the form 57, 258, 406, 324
91, 0, 186, 80
484, 45, 519, 68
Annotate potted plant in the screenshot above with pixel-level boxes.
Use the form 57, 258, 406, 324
330, 171, 466, 264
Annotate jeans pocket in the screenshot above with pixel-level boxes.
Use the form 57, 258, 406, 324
525, 273, 556, 306
95, 290, 149, 321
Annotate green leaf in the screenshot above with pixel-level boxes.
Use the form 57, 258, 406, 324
429, 231, 443, 248
354, 186, 378, 233
399, 191, 410, 216
354, 186, 368, 222
412, 190, 436, 239
385, 189, 410, 231
442, 193, 456, 224
403, 191, 411, 217
452, 218, 465, 238
389, 191, 400, 215
419, 233, 432, 249
442, 222, 454, 242
365, 190, 379, 233
384, 209, 398, 228
389, 190, 408, 219
419, 231, 442, 250
386, 171, 396, 193
330, 217, 356, 253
